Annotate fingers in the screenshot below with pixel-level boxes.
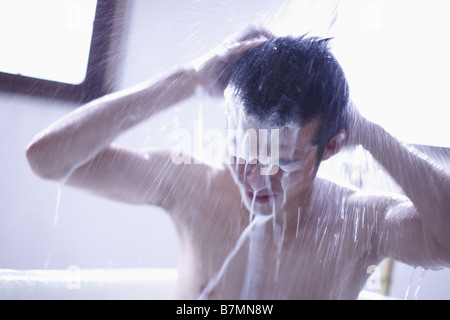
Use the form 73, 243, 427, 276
344, 100, 369, 148
234, 24, 276, 42
226, 37, 267, 56
205, 37, 267, 97
194, 25, 275, 97
217, 24, 275, 60
225, 25, 274, 59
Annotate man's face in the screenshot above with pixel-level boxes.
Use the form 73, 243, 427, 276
225, 90, 320, 215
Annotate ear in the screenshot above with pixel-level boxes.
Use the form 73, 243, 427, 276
321, 129, 348, 161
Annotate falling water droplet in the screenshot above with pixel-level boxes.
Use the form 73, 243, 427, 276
53, 184, 63, 227
404, 267, 426, 300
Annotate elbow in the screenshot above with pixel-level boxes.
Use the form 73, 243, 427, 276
432, 244, 450, 270
437, 235, 450, 268
425, 230, 450, 270
26, 140, 65, 181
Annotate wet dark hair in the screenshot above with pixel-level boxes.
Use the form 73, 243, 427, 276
229, 35, 349, 161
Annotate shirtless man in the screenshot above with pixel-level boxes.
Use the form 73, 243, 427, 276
26, 27, 450, 299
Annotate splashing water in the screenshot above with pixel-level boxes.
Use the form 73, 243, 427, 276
53, 184, 63, 228
199, 213, 272, 300
184, 1, 403, 299
404, 267, 426, 300
35, 0, 450, 300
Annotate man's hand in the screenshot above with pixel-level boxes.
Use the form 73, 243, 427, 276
193, 26, 275, 97
344, 100, 373, 148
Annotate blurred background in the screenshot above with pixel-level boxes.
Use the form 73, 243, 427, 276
0, 0, 449, 299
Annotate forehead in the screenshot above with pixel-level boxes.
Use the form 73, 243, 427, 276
225, 87, 318, 159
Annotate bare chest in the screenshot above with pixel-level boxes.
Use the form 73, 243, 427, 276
183, 211, 372, 300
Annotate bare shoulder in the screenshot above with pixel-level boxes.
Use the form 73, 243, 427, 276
65, 145, 235, 214
139, 149, 240, 211
316, 177, 409, 213
160, 156, 241, 216
313, 177, 410, 247
317, 178, 438, 267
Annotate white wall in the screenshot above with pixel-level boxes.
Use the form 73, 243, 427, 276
1, 0, 449, 299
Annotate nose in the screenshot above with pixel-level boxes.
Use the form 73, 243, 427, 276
244, 162, 279, 191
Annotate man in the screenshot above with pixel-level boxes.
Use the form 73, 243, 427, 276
26, 27, 450, 299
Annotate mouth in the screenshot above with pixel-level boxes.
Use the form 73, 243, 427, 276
245, 190, 274, 204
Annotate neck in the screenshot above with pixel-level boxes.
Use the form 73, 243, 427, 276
271, 180, 316, 239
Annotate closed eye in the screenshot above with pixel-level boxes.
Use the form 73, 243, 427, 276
279, 159, 303, 173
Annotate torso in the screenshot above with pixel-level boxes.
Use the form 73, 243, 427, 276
171, 168, 384, 300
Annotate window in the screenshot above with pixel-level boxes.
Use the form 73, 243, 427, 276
0, 0, 121, 102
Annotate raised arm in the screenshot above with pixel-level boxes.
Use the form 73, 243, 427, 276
347, 104, 450, 268
26, 67, 197, 181
26, 26, 272, 208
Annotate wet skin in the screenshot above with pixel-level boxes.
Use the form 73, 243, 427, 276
174, 95, 382, 299
26, 28, 450, 298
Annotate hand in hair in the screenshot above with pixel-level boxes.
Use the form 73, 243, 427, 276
193, 25, 275, 97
